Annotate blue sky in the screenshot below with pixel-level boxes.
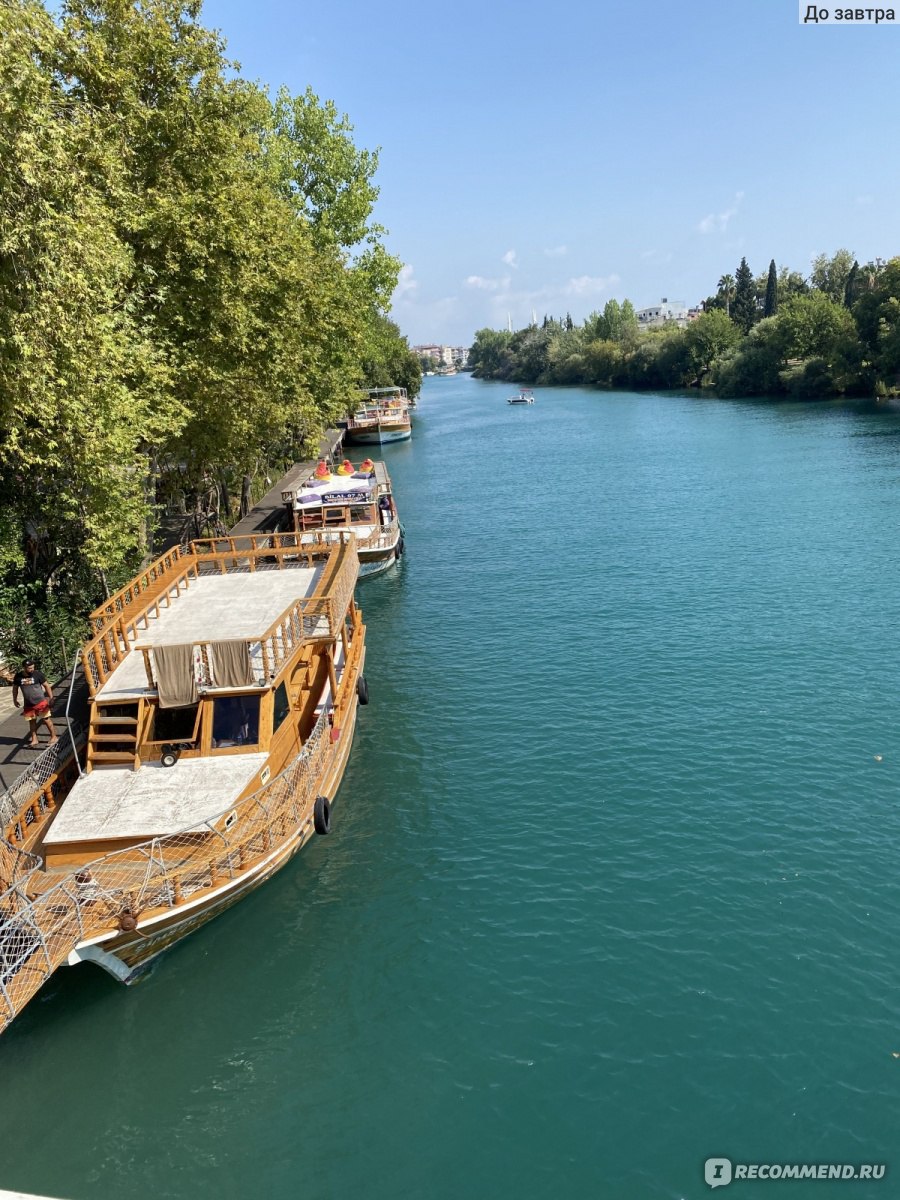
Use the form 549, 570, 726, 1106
202, 0, 900, 346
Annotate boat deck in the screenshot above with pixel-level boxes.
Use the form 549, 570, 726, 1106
97, 566, 323, 701
44, 753, 269, 844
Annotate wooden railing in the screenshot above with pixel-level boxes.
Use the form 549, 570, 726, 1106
80, 534, 358, 697
0, 613, 366, 1034
90, 547, 190, 633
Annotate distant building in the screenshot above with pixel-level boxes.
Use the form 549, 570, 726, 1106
636, 298, 689, 329
413, 343, 468, 367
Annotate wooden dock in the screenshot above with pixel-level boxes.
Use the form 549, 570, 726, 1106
229, 429, 345, 539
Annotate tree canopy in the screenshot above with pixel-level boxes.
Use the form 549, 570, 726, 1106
468, 252, 900, 406
0, 0, 418, 670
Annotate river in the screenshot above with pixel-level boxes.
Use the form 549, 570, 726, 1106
1, 373, 899, 1199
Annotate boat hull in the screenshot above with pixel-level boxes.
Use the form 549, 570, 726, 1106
68, 658, 363, 979
344, 426, 411, 445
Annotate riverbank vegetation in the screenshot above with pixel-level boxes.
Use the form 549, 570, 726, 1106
469, 251, 900, 402
0, 0, 419, 672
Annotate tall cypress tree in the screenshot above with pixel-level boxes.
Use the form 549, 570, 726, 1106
763, 259, 778, 318
844, 260, 859, 308
731, 257, 756, 333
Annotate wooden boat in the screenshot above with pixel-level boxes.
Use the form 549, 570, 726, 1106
507, 388, 535, 405
344, 387, 412, 445
282, 458, 404, 577
0, 533, 366, 1034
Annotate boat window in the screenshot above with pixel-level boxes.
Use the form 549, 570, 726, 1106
152, 704, 200, 744
212, 695, 260, 749
273, 682, 290, 734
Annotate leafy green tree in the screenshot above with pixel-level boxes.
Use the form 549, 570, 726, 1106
469, 328, 515, 378
684, 310, 740, 380
0, 0, 173, 579
359, 315, 421, 398
716, 318, 785, 397
779, 292, 857, 360
0, 0, 410, 669
852, 257, 900, 386
777, 266, 808, 300
764, 260, 778, 318
810, 249, 856, 305
583, 339, 624, 386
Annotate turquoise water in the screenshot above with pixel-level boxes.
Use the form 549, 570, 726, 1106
3, 375, 900, 1199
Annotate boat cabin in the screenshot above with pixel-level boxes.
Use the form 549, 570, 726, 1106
285, 460, 395, 533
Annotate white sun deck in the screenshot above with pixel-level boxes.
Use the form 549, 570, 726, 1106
97, 566, 323, 701
44, 753, 269, 844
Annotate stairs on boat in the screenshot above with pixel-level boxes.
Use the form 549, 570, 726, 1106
86, 700, 142, 771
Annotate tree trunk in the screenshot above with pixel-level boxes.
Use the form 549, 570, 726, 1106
240, 473, 253, 518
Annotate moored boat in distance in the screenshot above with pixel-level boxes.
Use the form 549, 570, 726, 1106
0, 533, 367, 1034
507, 388, 535, 405
282, 457, 404, 577
344, 386, 412, 445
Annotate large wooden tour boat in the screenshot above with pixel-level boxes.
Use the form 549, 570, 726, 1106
282, 457, 404, 577
0, 533, 367, 1034
344, 386, 412, 445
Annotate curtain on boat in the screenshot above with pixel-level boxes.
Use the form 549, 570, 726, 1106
153, 643, 199, 709
209, 641, 255, 689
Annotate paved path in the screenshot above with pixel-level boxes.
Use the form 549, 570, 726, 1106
0, 674, 88, 797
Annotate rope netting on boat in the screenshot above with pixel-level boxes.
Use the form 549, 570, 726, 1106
0, 646, 356, 1032
0, 722, 83, 837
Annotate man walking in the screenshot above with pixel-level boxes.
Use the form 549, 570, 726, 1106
12, 659, 58, 749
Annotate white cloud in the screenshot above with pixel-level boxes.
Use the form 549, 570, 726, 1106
543, 245, 568, 258
394, 263, 418, 300
560, 274, 620, 298
465, 274, 511, 291
459, 270, 620, 334
502, 249, 518, 268
698, 191, 744, 235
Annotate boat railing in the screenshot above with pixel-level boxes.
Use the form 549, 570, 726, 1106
127, 535, 358, 691
89, 546, 190, 633
0, 720, 84, 851
0, 618, 366, 1034
347, 405, 410, 426
356, 518, 400, 552
80, 534, 356, 697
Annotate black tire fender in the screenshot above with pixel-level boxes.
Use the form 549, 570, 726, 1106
357, 675, 369, 705
313, 794, 331, 835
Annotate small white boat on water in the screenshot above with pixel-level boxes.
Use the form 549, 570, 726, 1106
507, 388, 535, 405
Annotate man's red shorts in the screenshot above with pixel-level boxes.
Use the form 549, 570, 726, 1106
24, 699, 50, 720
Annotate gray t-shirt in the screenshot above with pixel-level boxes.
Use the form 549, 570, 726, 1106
14, 670, 47, 708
